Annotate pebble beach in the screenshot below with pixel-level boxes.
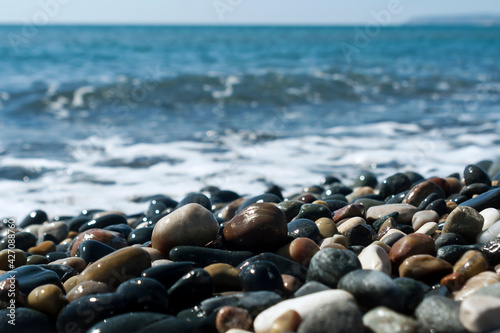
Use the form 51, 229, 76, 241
1, 161, 500, 332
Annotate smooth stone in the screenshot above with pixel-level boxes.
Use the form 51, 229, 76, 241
224, 203, 288, 252
219, 197, 246, 221
473, 282, 500, 298
443, 206, 484, 242
345, 224, 376, 247
427, 199, 448, 216
78, 213, 128, 233
321, 234, 349, 249
169, 246, 253, 267
428, 177, 451, 196
385, 191, 410, 204
152, 203, 219, 257
28, 240, 56, 256
141, 261, 199, 289
378, 173, 412, 199
297, 300, 362, 333
460, 183, 491, 198
358, 244, 391, 275
338, 269, 403, 311
270, 309, 301, 333
67, 216, 91, 232
388, 233, 435, 267
103, 223, 133, 239
453, 271, 500, 301
459, 188, 500, 211
66, 280, 112, 302
464, 164, 491, 186
0, 248, 27, 270
481, 208, 500, 230
86, 312, 189, 333
175, 193, 212, 211
276, 201, 304, 222
372, 212, 399, 232
437, 244, 480, 264
240, 253, 307, 281
38, 264, 78, 282
416, 222, 438, 235
127, 226, 154, 245
323, 200, 348, 212
75, 239, 115, 263
215, 306, 253, 333
168, 268, 214, 313
56, 293, 128, 332
287, 218, 321, 242
394, 277, 425, 314
399, 254, 453, 283
253, 289, 355, 333
332, 204, 365, 223
363, 306, 418, 333
315, 217, 338, 238
78, 246, 151, 289
376, 217, 397, 240
412, 210, 439, 230
403, 181, 445, 207
478, 221, 500, 244
70, 228, 127, 256
0, 265, 61, 294
116, 277, 170, 312
453, 250, 489, 280
366, 204, 418, 225
380, 229, 406, 246
27, 283, 65, 318
306, 248, 361, 288
63, 275, 78, 293
354, 198, 384, 210
435, 233, 468, 250
236, 194, 281, 214
292, 204, 331, 222
19, 210, 48, 228
205, 263, 241, 292
26, 255, 50, 266
352, 170, 378, 188
0, 231, 37, 251
239, 261, 284, 295
276, 237, 319, 267
294, 281, 330, 297
38, 221, 69, 243
152, 259, 174, 266
415, 295, 467, 333
46, 251, 67, 262
0, 307, 53, 333
417, 193, 441, 211
460, 295, 500, 333
337, 216, 366, 235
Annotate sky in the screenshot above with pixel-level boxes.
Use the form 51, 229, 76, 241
0, 0, 499, 25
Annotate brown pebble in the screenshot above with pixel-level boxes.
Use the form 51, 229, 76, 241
26, 254, 50, 265
218, 197, 245, 221
376, 217, 397, 240
71, 228, 127, 256
0, 249, 27, 270
445, 177, 463, 195
298, 194, 317, 203
389, 233, 435, 268
366, 204, 419, 225
0, 278, 26, 308
282, 274, 302, 297
77, 247, 151, 289
66, 280, 112, 302
453, 250, 489, 280
441, 272, 466, 291
337, 217, 366, 235
399, 254, 453, 282
270, 309, 301, 333
27, 284, 65, 318
215, 306, 253, 333
28, 241, 56, 255
332, 204, 365, 223
453, 271, 500, 301
428, 177, 451, 196
141, 247, 165, 262
50, 257, 87, 273
204, 263, 241, 292
403, 180, 445, 207
63, 275, 79, 293
277, 237, 319, 267
446, 201, 458, 213
315, 217, 337, 238
67, 231, 79, 239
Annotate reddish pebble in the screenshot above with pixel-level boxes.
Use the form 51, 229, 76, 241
389, 233, 435, 268
215, 306, 253, 333
332, 204, 365, 223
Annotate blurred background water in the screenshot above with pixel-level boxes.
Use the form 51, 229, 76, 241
0, 25, 499, 218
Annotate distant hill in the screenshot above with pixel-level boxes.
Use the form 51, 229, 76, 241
407, 14, 500, 26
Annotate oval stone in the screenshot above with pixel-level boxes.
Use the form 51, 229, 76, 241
358, 244, 391, 276
152, 203, 219, 257
70, 228, 127, 256
27, 284, 65, 318
403, 181, 445, 207
78, 246, 151, 289
66, 280, 112, 302
223, 203, 288, 252
398, 254, 453, 283
307, 248, 361, 288
388, 233, 435, 267
442, 206, 484, 243
366, 204, 419, 225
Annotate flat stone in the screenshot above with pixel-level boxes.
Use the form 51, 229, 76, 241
358, 244, 391, 276
453, 271, 500, 301
338, 269, 403, 311
363, 306, 418, 333
416, 222, 438, 235
66, 280, 112, 302
49, 257, 87, 273
141, 262, 199, 289
169, 246, 253, 267
306, 248, 361, 288
337, 216, 366, 235
459, 188, 500, 211
78, 246, 151, 289
460, 295, 500, 333
152, 203, 219, 257
332, 204, 365, 223
0, 265, 61, 295
253, 289, 355, 333
415, 295, 467, 333
443, 206, 484, 243
297, 300, 363, 333
367, 204, 418, 225
398, 254, 453, 283
412, 210, 439, 231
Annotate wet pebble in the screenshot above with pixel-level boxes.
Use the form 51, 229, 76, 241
66, 280, 112, 302
398, 254, 453, 283
168, 268, 213, 313
307, 248, 361, 288
388, 233, 435, 267
366, 204, 418, 225
287, 218, 321, 241
363, 306, 418, 333
415, 295, 467, 333
0, 248, 27, 270
443, 206, 484, 243
239, 261, 284, 295
215, 306, 253, 333
26, 283, 65, 318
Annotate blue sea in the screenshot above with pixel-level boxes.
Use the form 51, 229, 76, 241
0, 25, 499, 218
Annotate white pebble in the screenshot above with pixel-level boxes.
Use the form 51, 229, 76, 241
416, 222, 438, 236
358, 244, 391, 276
460, 295, 500, 333
480, 208, 500, 231
477, 221, 500, 244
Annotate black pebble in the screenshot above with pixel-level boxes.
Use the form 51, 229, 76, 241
142, 262, 199, 290
75, 239, 115, 263
19, 210, 48, 228
168, 268, 214, 313
287, 218, 321, 241
464, 164, 491, 186
79, 214, 127, 233
239, 261, 284, 295
176, 193, 212, 211
379, 173, 412, 199
116, 277, 170, 312
127, 226, 154, 245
